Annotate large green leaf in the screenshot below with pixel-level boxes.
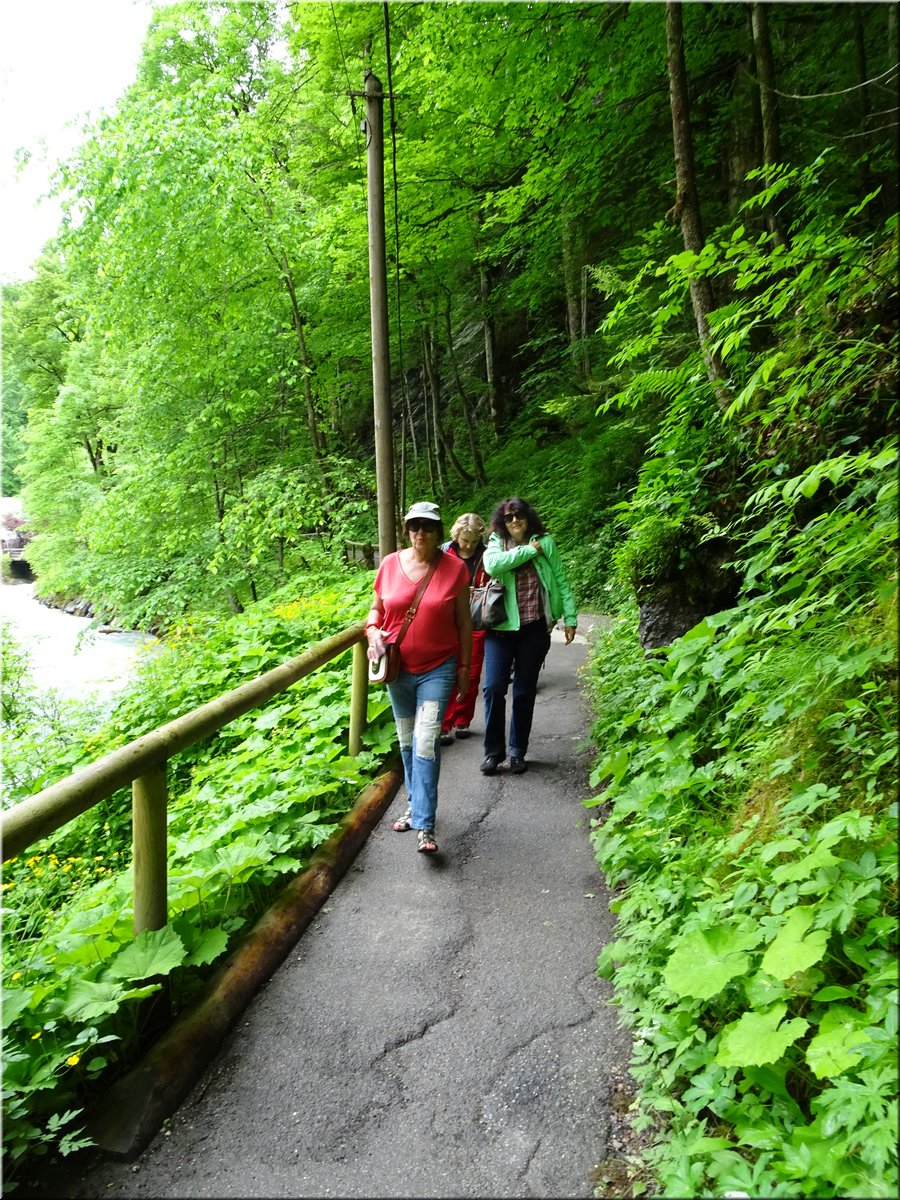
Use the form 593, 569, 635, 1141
184, 926, 230, 968
805, 1004, 870, 1079
761, 907, 829, 979
104, 926, 186, 982
1, 986, 33, 1029
771, 842, 839, 883
716, 1003, 810, 1067
663, 924, 761, 1000
64, 979, 130, 1022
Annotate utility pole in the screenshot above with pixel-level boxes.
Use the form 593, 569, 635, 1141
362, 70, 397, 558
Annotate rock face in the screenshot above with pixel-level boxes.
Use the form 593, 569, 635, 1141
64, 598, 95, 618
636, 537, 740, 653
37, 595, 96, 619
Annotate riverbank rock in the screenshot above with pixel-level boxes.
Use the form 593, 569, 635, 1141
64, 598, 95, 618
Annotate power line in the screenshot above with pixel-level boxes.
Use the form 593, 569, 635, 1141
330, 0, 362, 155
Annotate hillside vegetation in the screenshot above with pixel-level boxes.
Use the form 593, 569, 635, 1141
1, 3, 896, 1196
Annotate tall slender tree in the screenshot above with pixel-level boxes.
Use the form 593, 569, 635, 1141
665, 0, 730, 408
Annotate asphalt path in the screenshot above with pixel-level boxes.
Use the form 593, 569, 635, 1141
41, 618, 631, 1199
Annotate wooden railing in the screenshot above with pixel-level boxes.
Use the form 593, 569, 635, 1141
1, 623, 371, 935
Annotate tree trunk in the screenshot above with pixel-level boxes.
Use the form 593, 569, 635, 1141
398, 408, 407, 519
752, 3, 780, 167
883, 5, 899, 218
249, 169, 326, 461
82, 436, 104, 474
728, 58, 759, 217
580, 264, 591, 382
280, 264, 325, 460
665, 0, 731, 410
420, 322, 473, 488
441, 291, 487, 486
212, 474, 244, 615
420, 324, 445, 495
423, 392, 437, 498
852, 5, 873, 200
415, 363, 437, 500
561, 209, 588, 383
228, 436, 258, 605
751, 2, 788, 244
403, 380, 421, 502
480, 265, 503, 434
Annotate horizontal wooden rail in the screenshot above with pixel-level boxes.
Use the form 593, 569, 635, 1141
1, 622, 367, 863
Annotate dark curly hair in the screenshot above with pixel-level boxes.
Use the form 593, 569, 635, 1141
489, 497, 546, 542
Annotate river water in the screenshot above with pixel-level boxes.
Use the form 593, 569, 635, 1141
0, 580, 157, 705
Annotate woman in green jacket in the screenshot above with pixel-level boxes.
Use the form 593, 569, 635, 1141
480, 497, 577, 775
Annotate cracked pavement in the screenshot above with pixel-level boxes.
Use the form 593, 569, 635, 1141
40, 619, 631, 1199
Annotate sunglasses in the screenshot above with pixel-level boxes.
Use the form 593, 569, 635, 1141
408, 520, 438, 533
503, 512, 525, 524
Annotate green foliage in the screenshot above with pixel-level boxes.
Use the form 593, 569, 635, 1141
581, 178, 898, 1192
1, 294, 28, 494
597, 168, 897, 603
709, 173, 897, 462
7, 4, 891, 621
0, 623, 102, 807
447, 412, 650, 610
8, 4, 385, 624
1, 572, 394, 1189
2, 4, 896, 1191
585, 447, 898, 1198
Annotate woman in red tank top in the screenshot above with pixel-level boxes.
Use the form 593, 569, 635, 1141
364, 502, 472, 855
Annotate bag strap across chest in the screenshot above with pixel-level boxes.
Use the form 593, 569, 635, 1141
395, 550, 442, 648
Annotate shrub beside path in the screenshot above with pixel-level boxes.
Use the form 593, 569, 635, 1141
36, 617, 632, 1199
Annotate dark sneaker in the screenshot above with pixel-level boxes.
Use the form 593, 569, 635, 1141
480, 754, 502, 775
508, 756, 528, 774
454, 727, 471, 740
439, 733, 454, 746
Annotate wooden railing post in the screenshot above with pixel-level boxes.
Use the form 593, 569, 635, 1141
2, 623, 369, 940
132, 765, 169, 935
348, 640, 369, 756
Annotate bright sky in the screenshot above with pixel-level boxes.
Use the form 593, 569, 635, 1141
0, 0, 169, 284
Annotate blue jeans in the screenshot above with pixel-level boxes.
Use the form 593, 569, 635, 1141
482, 619, 551, 760
387, 655, 457, 831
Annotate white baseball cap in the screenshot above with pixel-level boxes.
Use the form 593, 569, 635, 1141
403, 501, 442, 523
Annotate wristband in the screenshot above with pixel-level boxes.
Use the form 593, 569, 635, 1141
364, 622, 380, 631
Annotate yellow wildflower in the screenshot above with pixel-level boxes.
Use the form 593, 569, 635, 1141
66, 1054, 81, 1067
31, 1031, 41, 1040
